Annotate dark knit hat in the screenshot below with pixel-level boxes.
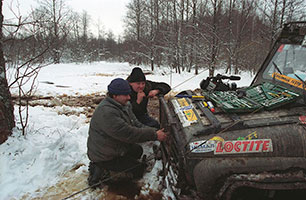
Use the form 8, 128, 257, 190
127, 67, 146, 83
108, 78, 131, 95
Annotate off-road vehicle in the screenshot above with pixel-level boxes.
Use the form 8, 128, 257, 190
159, 21, 306, 200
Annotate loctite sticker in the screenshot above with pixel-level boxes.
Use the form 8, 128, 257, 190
214, 139, 273, 154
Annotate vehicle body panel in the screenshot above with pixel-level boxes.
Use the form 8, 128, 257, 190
159, 22, 306, 199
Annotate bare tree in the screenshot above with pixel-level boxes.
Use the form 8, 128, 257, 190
81, 10, 90, 41
207, 0, 223, 76
0, 0, 15, 144
34, 0, 72, 63
2, 0, 55, 137
122, 0, 306, 75
259, 0, 306, 49
225, 0, 236, 74
188, 0, 198, 74
224, 0, 257, 74
124, 0, 147, 65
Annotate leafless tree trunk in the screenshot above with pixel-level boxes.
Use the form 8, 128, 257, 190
0, 0, 15, 144
208, 0, 222, 77
125, 0, 147, 65
172, 0, 181, 74
149, 0, 155, 71
35, 0, 71, 63
234, 0, 256, 74
190, 0, 198, 74
225, 0, 235, 74
81, 11, 90, 41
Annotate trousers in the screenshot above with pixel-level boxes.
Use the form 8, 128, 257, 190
138, 113, 160, 129
95, 143, 146, 180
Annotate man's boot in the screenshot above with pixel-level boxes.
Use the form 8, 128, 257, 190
88, 162, 103, 189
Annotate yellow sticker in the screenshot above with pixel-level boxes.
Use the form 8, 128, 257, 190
183, 109, 198, 121
245, 131, 258, 140
177, 98, 190, 107
237, 131, 258, 140
209, 136, 225, 142
177, 98, 198, 121
272, 72, 306, 90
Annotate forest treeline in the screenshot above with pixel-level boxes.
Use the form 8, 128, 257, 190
4, 0, 306, 75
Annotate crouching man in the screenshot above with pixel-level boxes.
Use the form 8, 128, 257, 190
87, 78, 167, 188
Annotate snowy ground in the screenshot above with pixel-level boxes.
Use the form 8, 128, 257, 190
0, 61, 254, 200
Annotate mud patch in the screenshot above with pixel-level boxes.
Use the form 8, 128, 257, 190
95, 73, 114, 77
21, 167, 105, 200
24, 165, 164, 200
12, 93, 103, 119
12, 93, 163, 121
106, 181, 141, 199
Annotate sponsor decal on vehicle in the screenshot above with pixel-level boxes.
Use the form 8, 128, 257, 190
177, 97, 189, 106
177, 98, 198, 121
237, 131, 258, 140
176, 98, 197, 120
272, 72, 306, 90
189, 136, 224, 153
179, 105, 193, 111
172, 99, 198, 127
278, 44, 285, 52
189, 140, 216, 153
214, 139, 273, 154
299, 115, 306, 125
209, 136, 224, 143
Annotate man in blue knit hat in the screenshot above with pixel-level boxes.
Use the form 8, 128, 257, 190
87, 78, 167, 188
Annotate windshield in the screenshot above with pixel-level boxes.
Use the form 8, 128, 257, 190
263, 44, 306, 89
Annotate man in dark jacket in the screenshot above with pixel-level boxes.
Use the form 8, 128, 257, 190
127, 67, 171, 128
87, 78, 167, 188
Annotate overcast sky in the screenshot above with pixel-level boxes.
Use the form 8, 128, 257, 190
3, 0, 130, 37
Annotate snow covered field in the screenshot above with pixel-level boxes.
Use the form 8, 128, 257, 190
0, 62, 254, 199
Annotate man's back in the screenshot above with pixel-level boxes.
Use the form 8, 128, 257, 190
87, 96, 157, 163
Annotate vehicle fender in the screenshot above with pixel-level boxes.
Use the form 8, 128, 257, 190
193, 157, 306, 199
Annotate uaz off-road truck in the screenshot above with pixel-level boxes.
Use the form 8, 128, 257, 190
159, 22, 306, 200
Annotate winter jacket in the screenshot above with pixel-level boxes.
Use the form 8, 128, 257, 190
87, 96, 157, 162
129, 80, 171, 119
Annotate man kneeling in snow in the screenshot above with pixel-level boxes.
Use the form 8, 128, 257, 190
87, 78, 167, 188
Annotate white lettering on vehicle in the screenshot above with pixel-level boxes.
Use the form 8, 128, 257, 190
214, 139, 273, 154
189, 140, 216, 153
